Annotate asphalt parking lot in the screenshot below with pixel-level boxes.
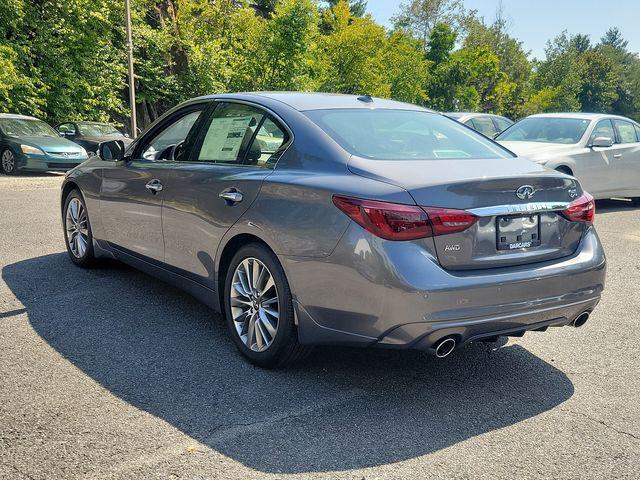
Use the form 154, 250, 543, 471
1, 174, 639, 480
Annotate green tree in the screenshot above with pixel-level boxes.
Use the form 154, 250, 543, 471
597, 28, 640, 119
463, 13, 531, 118
392, 0, 466, 47
323, 0, 368, 17
254, 0, 318, 90
384, 30, 430, 104
313, 1, 390, 97
532, 31, 618, 114
426, 23, 457, 65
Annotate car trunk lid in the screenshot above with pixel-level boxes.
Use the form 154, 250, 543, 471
348, 155, 587, 270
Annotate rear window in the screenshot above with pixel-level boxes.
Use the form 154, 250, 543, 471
305, 109, 512, 160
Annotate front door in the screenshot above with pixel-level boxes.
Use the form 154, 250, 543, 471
100, 106, 206, 262
159, 101, 291, 288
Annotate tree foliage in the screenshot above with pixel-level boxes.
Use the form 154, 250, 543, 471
0, 0, 638, 130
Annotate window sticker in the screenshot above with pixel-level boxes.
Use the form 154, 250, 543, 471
199, 116, 253, 161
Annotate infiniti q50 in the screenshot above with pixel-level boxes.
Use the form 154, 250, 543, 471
60, 93, 606, 367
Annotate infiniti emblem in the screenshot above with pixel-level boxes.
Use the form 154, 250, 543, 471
516, 185, 536, 200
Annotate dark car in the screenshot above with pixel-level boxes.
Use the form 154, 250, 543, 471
445, 112, 514, 138
60, 92, 605, 368
0, 114, 88, 175
56, 121, 133, 156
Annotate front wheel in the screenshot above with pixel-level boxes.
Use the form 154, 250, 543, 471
224, 243, 310, 368
63, 189, 96, 267
1, 148, 18, 175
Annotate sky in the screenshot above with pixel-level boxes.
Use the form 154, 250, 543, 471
367, 0, 640, 59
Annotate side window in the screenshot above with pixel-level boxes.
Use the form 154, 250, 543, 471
589, 119, 615, 144
635, 124, 640, 142
57, 123, 76, 135
140, 110, 203, 161
195, 102, 288, 166
470, 117, 497, 137
494, 117, 512, 133
613, 119, 638, 144
250, 117, 289, 166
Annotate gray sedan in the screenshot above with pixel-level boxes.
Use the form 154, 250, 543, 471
60, 93, 606, 367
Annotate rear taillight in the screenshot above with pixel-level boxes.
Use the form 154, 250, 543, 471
561, 192, 595, 223
421, 207, 478, 236
332, 196, 477, 241
332, 196, 431, 240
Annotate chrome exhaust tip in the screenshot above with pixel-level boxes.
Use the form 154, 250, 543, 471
572, 311, 590, 328
434, 338, 457, 358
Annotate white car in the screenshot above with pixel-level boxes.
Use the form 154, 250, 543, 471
444, 112, 514, 138
496, 113, 640, 202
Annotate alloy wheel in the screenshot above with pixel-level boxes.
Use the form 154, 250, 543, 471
1, 150, 15, 173
65, 198, 89, 258
230, 257, 279, 352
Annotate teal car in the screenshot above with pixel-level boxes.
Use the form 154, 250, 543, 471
0, 114, 89, 175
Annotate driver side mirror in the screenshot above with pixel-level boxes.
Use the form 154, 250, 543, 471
99, 139, 126, 161
590, 136, 614, 148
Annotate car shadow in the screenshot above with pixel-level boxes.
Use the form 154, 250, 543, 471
2, 253, 574, 474
596, 198, 638, 213
0, 171, 64, 177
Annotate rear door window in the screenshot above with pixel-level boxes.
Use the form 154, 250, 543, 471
194, 102, 289, 167
470, 116, 497, 137
613, 119, 639, 143
196, 103, 264, 164
250, 117, 289, 166
493, 117, 512, 133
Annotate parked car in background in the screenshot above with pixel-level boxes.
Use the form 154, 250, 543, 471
445, 112, 514, 138
496, 113, 640, 202
56, 121, 132, 157
61, 93, 605, 367
0, 114, 88, 175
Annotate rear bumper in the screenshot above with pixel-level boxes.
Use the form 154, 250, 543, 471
282, 224, 606, 350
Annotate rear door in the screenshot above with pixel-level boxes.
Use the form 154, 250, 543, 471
100, 104, 207, 262
159, 101, 292, 287
611, 119, 640, 195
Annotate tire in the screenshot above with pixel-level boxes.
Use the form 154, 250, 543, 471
224, 243, 311, 368
62, 189, 97, 268
632, 198, 640, 207
1, 148, 18, 175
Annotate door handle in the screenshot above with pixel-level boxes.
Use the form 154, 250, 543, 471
613, 154, 622, 159
145, 179, 164, 193
219, 190, 243, 204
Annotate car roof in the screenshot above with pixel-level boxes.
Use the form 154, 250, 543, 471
0, 113, 40, 121
190, 92, 436, 113
445, 112, 511, 120
527, 112, 636, 122
73, 121, 113, 125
